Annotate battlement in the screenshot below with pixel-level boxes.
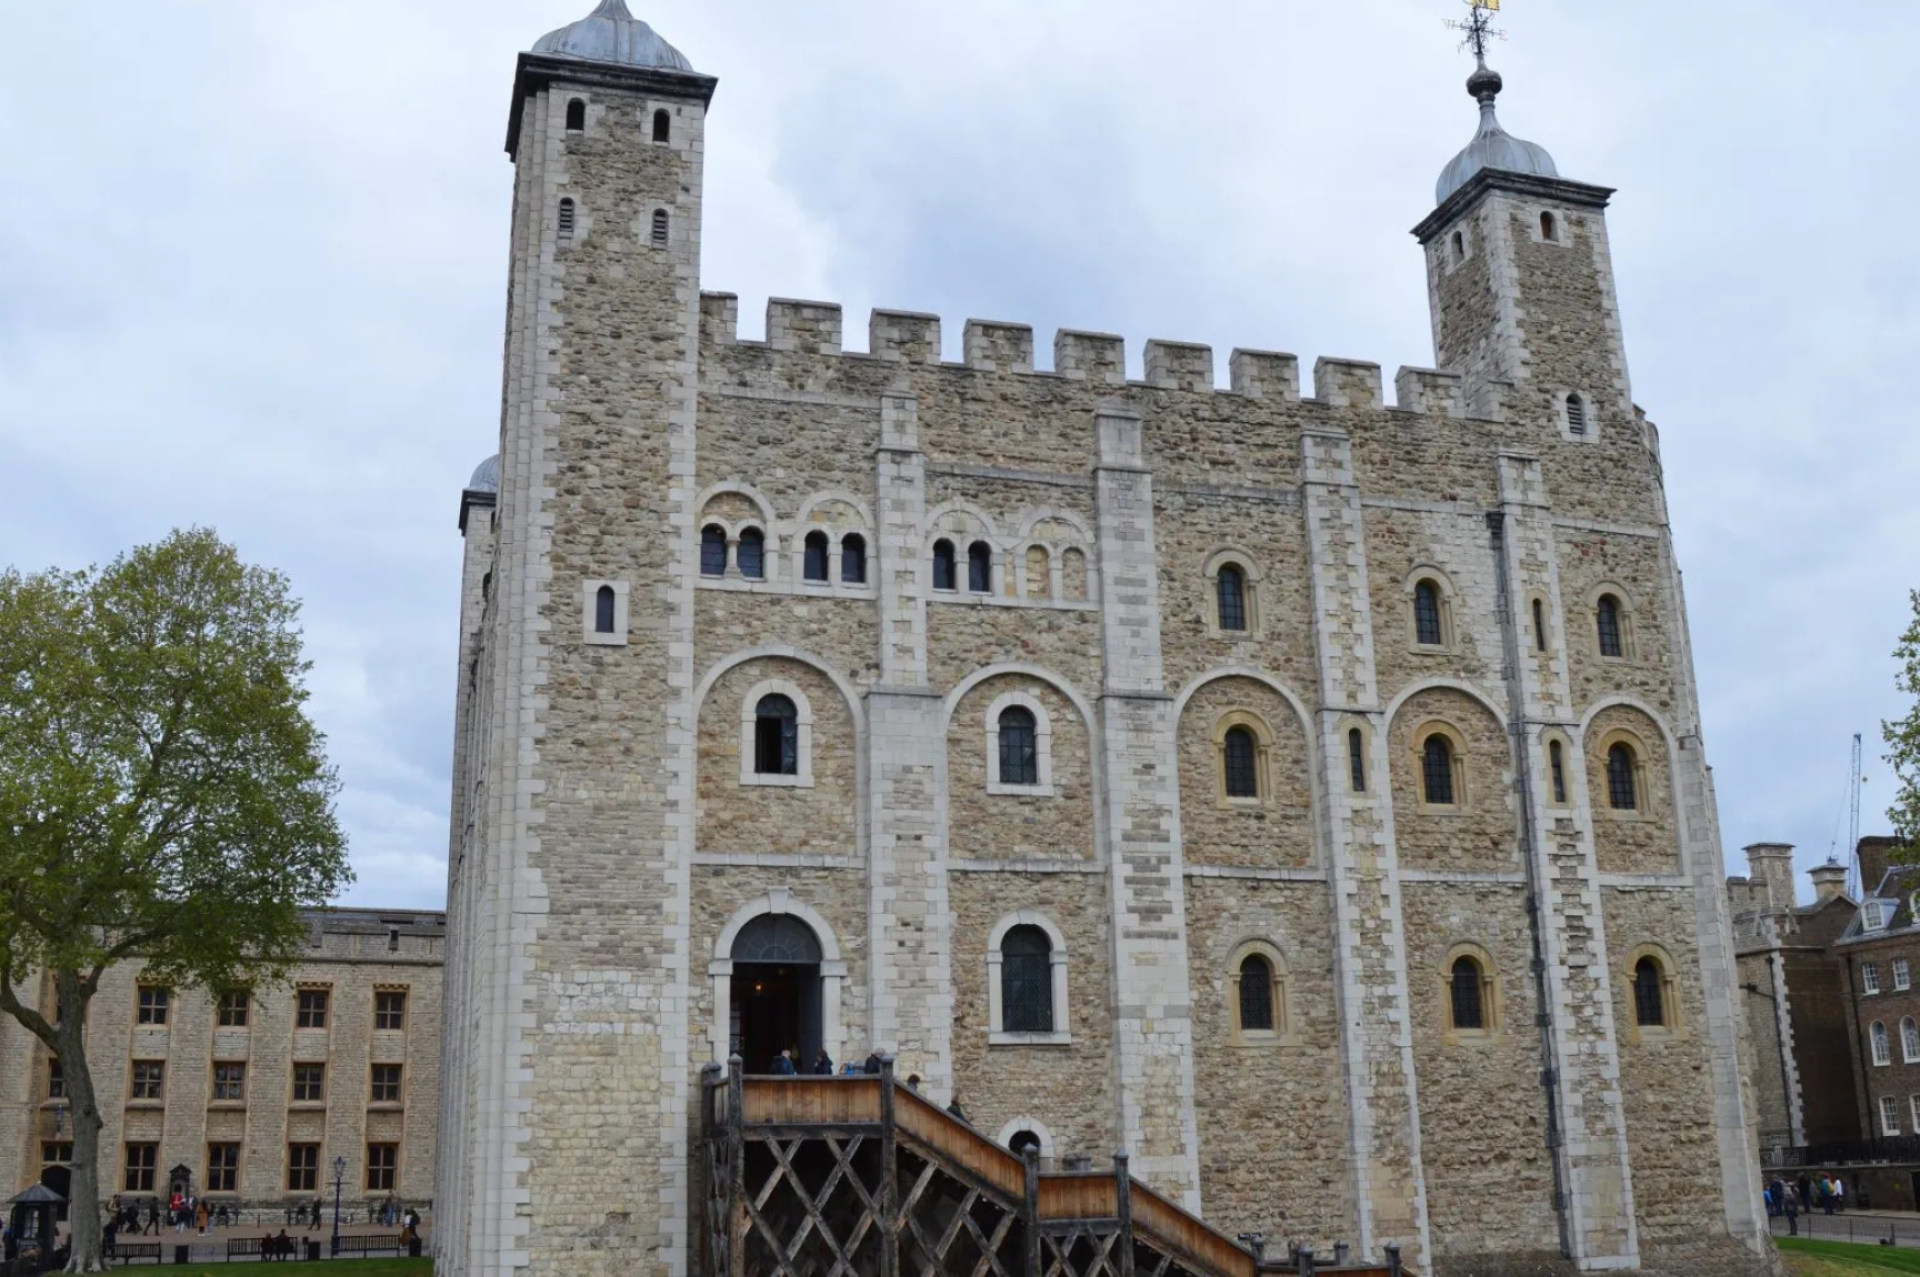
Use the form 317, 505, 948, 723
697, 293, 1494, 417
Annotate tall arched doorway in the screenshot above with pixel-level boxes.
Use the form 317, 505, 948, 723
729, 914, 823, 1073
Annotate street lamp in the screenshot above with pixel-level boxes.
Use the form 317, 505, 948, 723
331, 1156, 346, 1257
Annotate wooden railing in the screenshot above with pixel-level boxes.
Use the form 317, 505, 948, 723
699, 1057, 1410, 1277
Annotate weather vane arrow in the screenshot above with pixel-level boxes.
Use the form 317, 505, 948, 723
1444, 0, 1507, 63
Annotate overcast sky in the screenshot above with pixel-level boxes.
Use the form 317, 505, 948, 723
3, 1, 1917, 910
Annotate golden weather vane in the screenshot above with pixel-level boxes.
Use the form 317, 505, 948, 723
1444, 0, 1507, 63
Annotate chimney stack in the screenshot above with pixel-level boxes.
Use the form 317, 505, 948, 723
1744, 843, 1797, 912
1810, 860, 1849, 904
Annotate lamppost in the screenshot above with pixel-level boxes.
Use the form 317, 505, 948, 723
331, 1156, 346, 1256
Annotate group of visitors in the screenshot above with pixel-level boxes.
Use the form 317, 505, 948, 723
764, 1048, 970, 1121
1766, 1174, 1849, 1234
106, 1194, 230, 1238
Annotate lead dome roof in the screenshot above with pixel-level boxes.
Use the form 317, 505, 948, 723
468, 455, 499, 493
1435, 63, 1558, 205
531, 0, 694, 73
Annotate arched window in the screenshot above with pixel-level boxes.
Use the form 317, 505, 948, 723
1633, 957, 1666, 1028
1606, 743, 1638, 810
1237, 955, 1275, 1033
998, 707, 1039, 787
1025, 545, 1051, 599
1414, 580, 1444, 646
1532, 598, 1548, 651
753, 694, 798, 776
1566, 393, 1588, 437
1348, 728, 1367, 794
1217, 565, 1247, 632
967, 541, 992, 593
593, 585, 616, 634
1548, 740, 1568, 805
1451, 229, 1465, 261
1061, 548, 1088, 602
700, 525, 728, 577
557, 197, 576, 245
1000, 925, 1054, 1034
1222, 727, 1259, 799
1540, 211, 1557, 241
803, 531, 830, 583
1007, 1130, 1043, 1158
652, 109, 671, 143
565, 99, 585, 132
1872, 1020, 1891, 1066
932, 540, 956, 591
651, 208, 670, 248
1596, 594, 1624, 658
840, 534, 866, 584
1449, 956, 1487, 1032
1904, 1017, 1920, 1063
1421, 734, 1456, 806
737, 528, 765, 580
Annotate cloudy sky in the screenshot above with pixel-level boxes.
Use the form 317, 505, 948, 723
3, 1, 1917, 910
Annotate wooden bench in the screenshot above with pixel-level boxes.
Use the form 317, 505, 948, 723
336, 1233, 403, 1257
106, 1241, 161, 1267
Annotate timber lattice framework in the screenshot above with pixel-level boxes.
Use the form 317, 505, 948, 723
699, 1059, 1410, 1277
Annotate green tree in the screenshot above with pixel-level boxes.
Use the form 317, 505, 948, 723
0, 529, 349, 1273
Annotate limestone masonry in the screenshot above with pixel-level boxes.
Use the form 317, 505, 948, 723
439, 4, 1778, 1275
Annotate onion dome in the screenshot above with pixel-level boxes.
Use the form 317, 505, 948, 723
1435, 61, 1558, 205
468, 455, 499, 493
531, 0, 694, 73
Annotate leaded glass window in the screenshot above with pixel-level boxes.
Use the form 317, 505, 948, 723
1422, 735, 1455, 806
1450, 958, 1485, 1031
998, 707, 1039, 787
841, 534, 867, 584
1414, 581, 1443, 646
737, 528, 765, 580
701, 525, 728, 577
1607, 744, 1637, 810
1217, 566, 1247, 632
1597, 594, 1623, 657
1001, 925, 1053, 1034
933, 540, 956, 591
803, 532, 830, 582
1633, 958, 1665, 1028
1238, 956, 1274, 1033
1223, 727, 1258, 799
754, 694, 798, 775
968, 541, 992, 593
731, 914, 823, 964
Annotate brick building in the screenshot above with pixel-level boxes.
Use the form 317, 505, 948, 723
439, 4, 1776, 1276
0, 909, 444, 1216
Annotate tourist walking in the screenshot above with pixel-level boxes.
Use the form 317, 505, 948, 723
1783, 1182, 1800, 1236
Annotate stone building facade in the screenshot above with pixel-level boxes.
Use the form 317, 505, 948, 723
438, 5, 1776, 1276
0, 909, 445, 1215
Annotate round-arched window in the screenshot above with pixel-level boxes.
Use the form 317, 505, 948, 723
754, 694, 798, 776
731, 914, 823, 965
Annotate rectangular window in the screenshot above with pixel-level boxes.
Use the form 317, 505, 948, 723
1865, 962, 1882, 994
292, 1063, 326, 1104
1911, 1095, 1920, 1134
366, 1143, 398, 1192
125, 1142, 157, 1193
296, 988, 330, 1029
218, 989, 251, 1027
42, 1143, 72, 1166
213, 1062, 247, 1102
375, 990, 407, 1032
136, 985, 171, 1026
1898, 959, 1912, 992
370, 1064, 403, 1104
47, 1060, 64, 1101
1883, 1094, 1902, 1136
207, 1142, 241, 1193
287, 1143, 319, 1193
130, 1061, 165, 1102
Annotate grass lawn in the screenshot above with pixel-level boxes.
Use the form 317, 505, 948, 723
1780, 1236, 1920, 1275
114, 1260, 431, 1277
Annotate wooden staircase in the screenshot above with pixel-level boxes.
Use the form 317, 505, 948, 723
698, 1060, 1410, 1277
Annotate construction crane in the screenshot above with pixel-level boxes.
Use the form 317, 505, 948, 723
1846, 733, 1865, 900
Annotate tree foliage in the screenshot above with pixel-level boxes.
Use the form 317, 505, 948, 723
1889, 590, 1920, 849
0, 528, 350, 1272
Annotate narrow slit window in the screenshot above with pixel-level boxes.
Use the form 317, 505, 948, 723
651, 208, 669, 248
1596, 594, 1624, 658
932, 540, 956, 591
1348, 728, 1367, 794
1549, 740, 1568, 805
1450, 957, 1486, 1031
1414, 580, 1444, 646
967, 541, 992, 593
998, 707, 1039, 787
753, 695, 798, 776
1566, 393, 1588, 437
1238, 956, 1275, 1033
652, 109, 671, 143
1451, 229, 1465, 261
557, 197, 576, 246
1540, 211, 1557, 241
1217, 565, 1247, 632
803, 531, 830, 583
840, 534, 866, 584
593, 585, 616, 634
1532, 598, 1548, 651
700, 525, 728, 577
1607, 743, 1638, 810
565, 99, 585, 132
1633, 958, 1666, 1028
1223, 727, 1259, 799
736, 528, 765, 580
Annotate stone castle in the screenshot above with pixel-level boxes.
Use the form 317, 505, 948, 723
439, 3, 1776, 1275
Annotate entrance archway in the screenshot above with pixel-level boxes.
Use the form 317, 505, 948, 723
39, 1166, 70, 1222
730, 914, 823, 1073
